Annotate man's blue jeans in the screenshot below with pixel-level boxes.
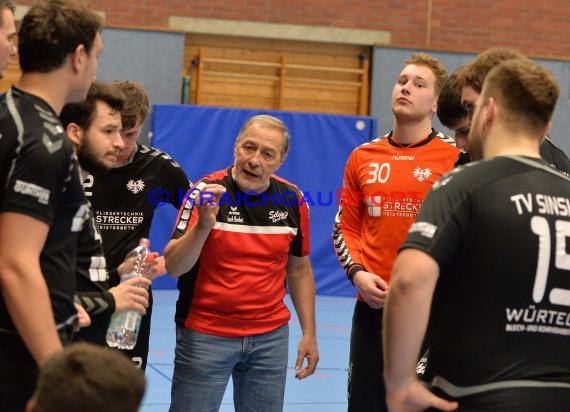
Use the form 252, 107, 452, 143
169, 324, 289, 412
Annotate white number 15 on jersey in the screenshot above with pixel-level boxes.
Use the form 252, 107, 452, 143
531, 216, 570, 306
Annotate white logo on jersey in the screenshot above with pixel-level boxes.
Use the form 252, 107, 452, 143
412, 167, 432, 182
392, 155, 415, 161
13, 180, 50, 204
269, 210, 288, 223
126, 179, 145, 194
366, 196, 382, 217
228, 207, 243, 223
409, 221, 437, 238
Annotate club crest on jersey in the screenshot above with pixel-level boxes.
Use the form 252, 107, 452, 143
412, 167, 432, 182
126, 179, 145, 194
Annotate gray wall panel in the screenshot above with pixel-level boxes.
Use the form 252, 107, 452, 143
98, 29, 185, 143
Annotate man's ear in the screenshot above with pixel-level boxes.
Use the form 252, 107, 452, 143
481, 97, 496, 134
70, 44, 86, 73
66, 122, 83, 147
432, 94, 438, 114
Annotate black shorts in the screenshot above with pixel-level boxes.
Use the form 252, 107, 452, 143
0, 333, 38, 412
347, 300, 386, 412
347, 300, 429, 412
429, 384, 570, 412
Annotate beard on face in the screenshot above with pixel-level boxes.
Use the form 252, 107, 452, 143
77, 137, 111, 174
467, 124, 484, 161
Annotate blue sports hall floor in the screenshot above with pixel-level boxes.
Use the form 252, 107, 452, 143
142, 290, 353, 412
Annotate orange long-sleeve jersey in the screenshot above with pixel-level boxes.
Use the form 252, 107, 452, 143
333, 129, 459, 288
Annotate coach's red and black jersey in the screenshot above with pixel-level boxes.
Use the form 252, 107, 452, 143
0, 87, 86, 333
172, 166, 310, 337
86, 143, 191, 284
402, 156, 570, 387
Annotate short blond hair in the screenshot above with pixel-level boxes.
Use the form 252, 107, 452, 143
404, 52, 448, 94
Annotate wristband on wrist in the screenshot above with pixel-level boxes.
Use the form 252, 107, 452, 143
347, 265, 364, 285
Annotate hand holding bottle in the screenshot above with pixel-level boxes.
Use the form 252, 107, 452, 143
106, 238, 153, 350
109, 276, 150, 314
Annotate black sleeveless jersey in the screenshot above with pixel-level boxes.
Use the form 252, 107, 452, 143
0, 87, 87, 332
402, 156, 570, 387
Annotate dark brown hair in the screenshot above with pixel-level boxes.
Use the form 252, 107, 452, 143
111, 80, 150, 130
31, 342, 146, 412
437, 66, 467, 128
482, 59, 559, 135
18, 0, 103, 73
60, 81, 126, 130
460, 47, 526, 93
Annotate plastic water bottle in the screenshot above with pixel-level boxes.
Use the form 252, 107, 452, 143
106, 238, 152, 350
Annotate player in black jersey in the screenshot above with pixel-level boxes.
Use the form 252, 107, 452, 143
60, 81, 151, 346
86, 80, 191, 369
384, 59, 570, 411
459, 47, 570, 175
0, 1, 103, 410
